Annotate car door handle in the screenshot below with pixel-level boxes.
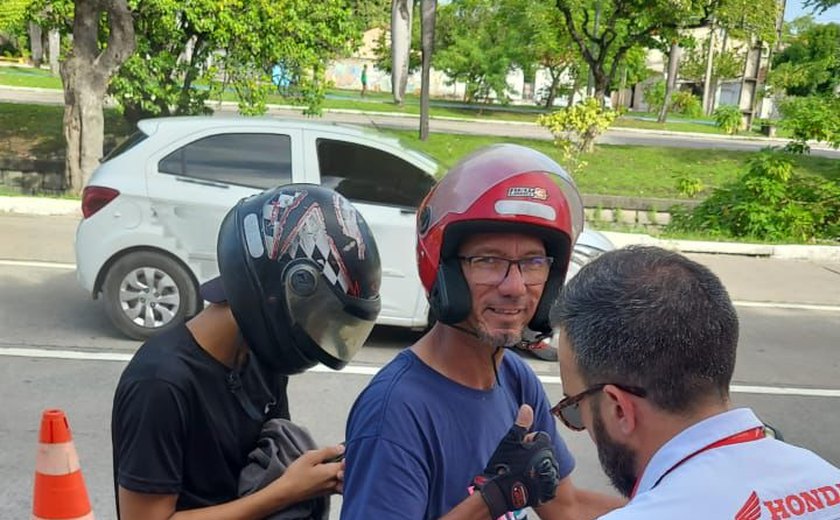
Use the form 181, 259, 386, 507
176, 177, 229, 189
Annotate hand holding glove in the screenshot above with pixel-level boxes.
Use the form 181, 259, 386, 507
473, 405, 560, 518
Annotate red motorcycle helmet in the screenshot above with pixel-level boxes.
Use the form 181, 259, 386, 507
416, 144, 583, 335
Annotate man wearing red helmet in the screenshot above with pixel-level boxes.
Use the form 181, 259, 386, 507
341, 145, 624, 519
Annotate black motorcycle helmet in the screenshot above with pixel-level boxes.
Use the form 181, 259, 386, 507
202, 184, 382, 375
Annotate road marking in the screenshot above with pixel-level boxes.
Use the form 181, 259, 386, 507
0, 259, 76, 270
2, 260, 840, 312
4, 346, 840, 398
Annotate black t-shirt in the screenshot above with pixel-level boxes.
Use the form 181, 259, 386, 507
111, 323, 290, 514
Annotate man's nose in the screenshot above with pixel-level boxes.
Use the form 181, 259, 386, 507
497, 262, 528, 295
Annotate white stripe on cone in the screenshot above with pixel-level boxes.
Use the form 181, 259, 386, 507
35, 442, 81, 476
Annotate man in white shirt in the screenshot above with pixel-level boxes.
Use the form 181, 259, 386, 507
550, 246, 840, 519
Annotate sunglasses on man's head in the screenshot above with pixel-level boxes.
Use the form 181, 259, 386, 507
551, 383, 647, 431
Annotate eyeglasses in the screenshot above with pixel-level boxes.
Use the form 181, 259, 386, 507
458, 255, 554, 286
551, 384, 647, 431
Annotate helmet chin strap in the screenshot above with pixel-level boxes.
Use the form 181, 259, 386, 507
444, 323, 512, 386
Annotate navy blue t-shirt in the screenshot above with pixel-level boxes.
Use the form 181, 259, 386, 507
341, 348, 575, 519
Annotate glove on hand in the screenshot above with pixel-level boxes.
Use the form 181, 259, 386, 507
473, 424, 560, 518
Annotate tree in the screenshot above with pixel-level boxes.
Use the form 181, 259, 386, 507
504, 0, 579, 108
391, 0, 414, 105
554, 0, 719, 103
805, 0, 840, 12
110, 0, 361, 123
59, 0, 135, 194
419, 0, 436, 140
770, 22, 840, 97
37, 0, 362, 124
435, 0, 514, 103
373, 10, 421, 77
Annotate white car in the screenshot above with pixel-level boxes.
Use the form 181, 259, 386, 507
75, 116, 613, 339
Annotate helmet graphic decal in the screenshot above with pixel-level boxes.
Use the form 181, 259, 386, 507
263, 190, 306, 260
278, 203, 353, 296
333, 192, 367, 260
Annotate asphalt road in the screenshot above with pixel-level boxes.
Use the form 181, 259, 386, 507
1, 213, 839, 519
3, 85, 839, 159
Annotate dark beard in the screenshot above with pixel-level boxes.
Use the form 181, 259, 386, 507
592, 405, 638, 498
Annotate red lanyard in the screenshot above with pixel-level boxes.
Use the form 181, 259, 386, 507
630, 426, 766, 498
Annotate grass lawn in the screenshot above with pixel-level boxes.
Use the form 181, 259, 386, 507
0, 65, 62, 89
1, 101, 836, 200
0, 102, 133, 160
381, 130, 838, 198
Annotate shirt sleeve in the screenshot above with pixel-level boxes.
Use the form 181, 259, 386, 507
341, 435, 431, 519
112, 378, 189, 494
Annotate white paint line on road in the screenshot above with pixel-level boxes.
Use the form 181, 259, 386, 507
2, 260, 840, 312
732, 300, 840, 313
0, 259, 76, 270
4, 346, 840, 398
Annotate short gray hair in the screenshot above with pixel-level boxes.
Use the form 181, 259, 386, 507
551, 246, 738, 412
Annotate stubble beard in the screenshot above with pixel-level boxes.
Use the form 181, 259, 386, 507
592, 403, 638, 498
476, 325, 523, 348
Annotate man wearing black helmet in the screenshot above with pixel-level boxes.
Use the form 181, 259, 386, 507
341, 145, 624, 519
112, 185, 383, 519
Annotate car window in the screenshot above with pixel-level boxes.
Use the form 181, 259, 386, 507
103, 130, 148, 162
316, 138, 435, 209
158, 133, 292, 189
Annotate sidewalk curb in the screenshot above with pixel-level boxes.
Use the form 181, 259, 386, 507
0, 196, 81, 216
1, 196, 837, 261
601, 231, 840, 262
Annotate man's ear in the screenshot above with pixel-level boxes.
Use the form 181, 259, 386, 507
601, 384, 638, 437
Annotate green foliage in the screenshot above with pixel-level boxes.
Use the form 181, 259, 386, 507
680, 39, 743, 84
770, 22, 840, 97
0, 0, 33, 53
713, 105, 742, 135
670, 90, 703, 118
779, 95, 840, 153
643, 81, 666, 114
33, 0, 362, 121
670, 150, 840, 242
537, 97, 619, 173
435, 0, 516, 103
674, 173, 704, 198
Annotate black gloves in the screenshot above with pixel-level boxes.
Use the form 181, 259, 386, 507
473, 424, 560, 518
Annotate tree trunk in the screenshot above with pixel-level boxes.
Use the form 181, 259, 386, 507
391, 0, 413, 106
48, 30, 60, 75
617, 64, 628, 109
61, 0, 135, 195
543, 70, 561, 109
419, 0, 436, 141
29, 22, 44, 68
657, 42, 681, 123
702, 25, 716, 116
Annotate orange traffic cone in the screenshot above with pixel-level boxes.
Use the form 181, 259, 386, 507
32, 409, 94, 520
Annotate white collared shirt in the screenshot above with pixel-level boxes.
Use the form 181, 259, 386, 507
600, 408, 840, 519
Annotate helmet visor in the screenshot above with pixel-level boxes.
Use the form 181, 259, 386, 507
284, 277, 377, 367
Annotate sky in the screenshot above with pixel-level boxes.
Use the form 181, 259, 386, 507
784, 0, 840, 23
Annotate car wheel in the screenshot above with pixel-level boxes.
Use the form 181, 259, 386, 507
102, 251, 200, 340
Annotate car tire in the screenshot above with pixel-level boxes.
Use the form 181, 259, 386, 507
102, 251, 201, 340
